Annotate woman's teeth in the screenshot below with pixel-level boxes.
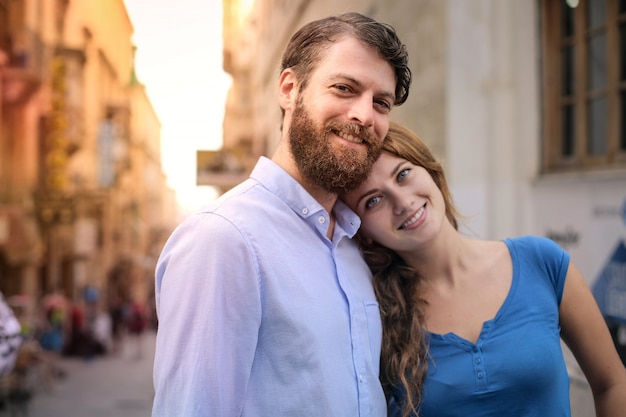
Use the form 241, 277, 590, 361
399, 206, 425, 229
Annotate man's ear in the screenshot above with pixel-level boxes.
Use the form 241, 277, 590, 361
278, 69, 298, 111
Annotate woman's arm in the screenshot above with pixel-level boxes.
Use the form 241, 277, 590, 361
559, 261, 626, 417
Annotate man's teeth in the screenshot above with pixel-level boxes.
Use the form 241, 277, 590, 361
400, 206, 425, 229
338, 131, 363, 144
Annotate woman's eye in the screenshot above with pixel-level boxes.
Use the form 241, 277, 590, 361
397, 168, 410, 182
365, 196, 381, 209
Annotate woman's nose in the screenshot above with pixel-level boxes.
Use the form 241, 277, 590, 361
392, 195, 414, 216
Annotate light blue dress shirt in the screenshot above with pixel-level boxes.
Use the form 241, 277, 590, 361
152, 157, 386, 417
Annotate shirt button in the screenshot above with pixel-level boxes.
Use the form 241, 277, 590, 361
318, 216, 326, 224
358, 374, 364, 383
475, 358, 481, 364
477, 372, 484, 379
302, 207, 309, 215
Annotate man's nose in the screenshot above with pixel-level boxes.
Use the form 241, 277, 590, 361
347, 95, 374, 128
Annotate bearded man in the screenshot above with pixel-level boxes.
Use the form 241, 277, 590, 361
152, 12, 411, 417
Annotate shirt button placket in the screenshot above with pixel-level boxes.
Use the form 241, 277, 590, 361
472, 345, 488, 390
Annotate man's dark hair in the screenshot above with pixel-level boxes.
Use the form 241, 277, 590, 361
280, 12, 411, 106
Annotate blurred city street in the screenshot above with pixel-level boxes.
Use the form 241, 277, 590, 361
0, 322, 605, 417
24, 331, 155, 417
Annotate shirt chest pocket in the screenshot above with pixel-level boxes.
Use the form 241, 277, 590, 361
364, 301, 383, 368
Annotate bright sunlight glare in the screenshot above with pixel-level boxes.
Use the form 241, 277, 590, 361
124, 0, 231, 216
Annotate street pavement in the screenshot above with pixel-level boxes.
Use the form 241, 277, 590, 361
6, 329, 595, 417
25, 331, 155, 417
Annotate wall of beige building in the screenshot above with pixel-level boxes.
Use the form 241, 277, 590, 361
445, 7, 626, 385
446, 1, 540, 241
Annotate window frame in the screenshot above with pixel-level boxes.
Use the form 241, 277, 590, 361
541, 0, 626, 173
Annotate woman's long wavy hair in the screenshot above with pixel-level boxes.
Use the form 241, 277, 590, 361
355, 122, 461, 417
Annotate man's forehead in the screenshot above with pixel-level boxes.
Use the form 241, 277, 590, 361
294, 37, 396, 100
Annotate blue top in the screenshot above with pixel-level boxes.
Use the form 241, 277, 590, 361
152, 157, 386, 417
390, 236, 571, 417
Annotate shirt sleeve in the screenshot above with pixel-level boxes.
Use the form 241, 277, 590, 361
152, 212, 262, 417
532, 236, 570, 305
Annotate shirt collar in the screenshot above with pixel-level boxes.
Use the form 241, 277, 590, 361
249, 157, 361, 237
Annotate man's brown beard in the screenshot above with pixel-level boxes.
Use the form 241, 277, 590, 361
288, 98, 382, 194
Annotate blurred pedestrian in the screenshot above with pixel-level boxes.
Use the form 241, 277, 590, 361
91, 303, 113, 355
0, 291, 21, 377
0, 292, 28, 413
65, 300, 103, 358
108, 296, 126, 355
39, 296, 66, 357
127, 301, 147, 360
65, 301, 85, 356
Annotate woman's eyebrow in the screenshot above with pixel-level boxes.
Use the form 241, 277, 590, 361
355, 188, 380, 209
354, 160, 405, 208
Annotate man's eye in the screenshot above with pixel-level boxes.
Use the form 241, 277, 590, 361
334, 84, 351, 93
375, 99, 391, 110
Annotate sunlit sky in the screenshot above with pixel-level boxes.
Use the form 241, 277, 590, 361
123, 0, 232, 215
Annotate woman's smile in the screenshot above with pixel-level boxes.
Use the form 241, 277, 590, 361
398, 204, 426, 230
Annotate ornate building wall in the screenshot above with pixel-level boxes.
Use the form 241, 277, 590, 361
0, 0, 176, 320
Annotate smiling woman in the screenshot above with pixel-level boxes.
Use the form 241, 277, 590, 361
123, 0, 231, 215
341, 121, 626, 417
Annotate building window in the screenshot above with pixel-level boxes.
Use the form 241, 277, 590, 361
541, 0, 626, 173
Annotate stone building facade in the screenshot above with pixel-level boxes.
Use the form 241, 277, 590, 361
0, 0, 177, 319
